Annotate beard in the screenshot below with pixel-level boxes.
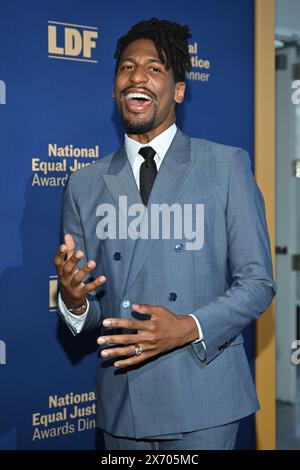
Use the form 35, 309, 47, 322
119, 99, 157, 135
121, 115, 156, 134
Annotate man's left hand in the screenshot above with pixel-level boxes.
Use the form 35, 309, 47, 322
97, 304, 199, 368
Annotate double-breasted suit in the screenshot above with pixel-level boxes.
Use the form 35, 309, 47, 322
59, 129, 276, 438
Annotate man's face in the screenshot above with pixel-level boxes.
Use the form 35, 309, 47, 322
113, 38, 185, 140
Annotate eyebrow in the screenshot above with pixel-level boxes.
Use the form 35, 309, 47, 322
119, 57, 164, 65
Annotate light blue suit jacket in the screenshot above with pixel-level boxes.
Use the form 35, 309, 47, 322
59, 129, 276, 438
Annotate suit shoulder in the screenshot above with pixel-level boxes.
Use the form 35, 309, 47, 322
188, 137, 252, 188
190, 137, 247, 163
191, 137, 247, 159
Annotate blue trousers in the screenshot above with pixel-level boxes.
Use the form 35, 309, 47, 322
103, 421, 239, 450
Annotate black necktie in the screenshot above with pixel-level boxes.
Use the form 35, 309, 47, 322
139, 146, 157, 206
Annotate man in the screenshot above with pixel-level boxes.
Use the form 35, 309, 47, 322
54, 18, 276, 450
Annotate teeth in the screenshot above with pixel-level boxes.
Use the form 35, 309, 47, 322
125, 92, 151, 101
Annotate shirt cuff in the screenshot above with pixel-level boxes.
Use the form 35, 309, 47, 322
58, 293, 89, 334
188, 314, 204, 344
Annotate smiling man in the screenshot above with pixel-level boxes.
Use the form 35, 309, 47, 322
54, 18, 276, 450
113, 36, 186, 140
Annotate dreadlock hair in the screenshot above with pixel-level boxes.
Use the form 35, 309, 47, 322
114, 18, 192, 83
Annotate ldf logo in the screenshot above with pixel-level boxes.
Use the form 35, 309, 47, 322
0, 80, 6, 104
48, 21, 98, 63
0, 340, 6, 365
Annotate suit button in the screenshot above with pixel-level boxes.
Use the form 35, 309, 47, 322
175, 243, 184, 252
168, 292, 177, 302
218, 345, 224, 352
113, 252, 122, 261
121, 300, 130, 309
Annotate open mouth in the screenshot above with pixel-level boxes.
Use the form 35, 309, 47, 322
123, 91, 153, 113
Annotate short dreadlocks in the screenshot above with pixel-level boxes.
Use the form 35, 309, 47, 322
114, 18, 192, 83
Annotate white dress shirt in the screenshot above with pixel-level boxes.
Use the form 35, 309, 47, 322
59, 123, 204, 344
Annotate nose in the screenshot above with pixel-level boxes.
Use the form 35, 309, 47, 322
129, 65, 148, 85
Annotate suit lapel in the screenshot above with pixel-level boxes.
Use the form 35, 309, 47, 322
123, 129, 192, 296
102, 146, 142, 210
102, 146, 143, 297
146, 129, 191, 207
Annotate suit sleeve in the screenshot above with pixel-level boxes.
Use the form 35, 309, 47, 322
191, 149, 276, 364
57, 174, 102, 335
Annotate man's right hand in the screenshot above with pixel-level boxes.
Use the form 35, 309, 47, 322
54, 234, 106, 315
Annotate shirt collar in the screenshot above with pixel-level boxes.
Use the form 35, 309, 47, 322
125, 123, 177, 167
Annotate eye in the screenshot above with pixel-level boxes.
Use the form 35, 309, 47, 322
120, 64, 134, 71
149, 66, 162, 73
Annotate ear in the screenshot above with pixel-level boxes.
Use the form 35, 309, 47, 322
174, 82, 186, 104
112, 90, 116, 99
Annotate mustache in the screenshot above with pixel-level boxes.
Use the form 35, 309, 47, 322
121, 87, 157, 101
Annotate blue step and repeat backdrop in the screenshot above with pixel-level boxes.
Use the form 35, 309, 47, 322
0, 0, 255, 450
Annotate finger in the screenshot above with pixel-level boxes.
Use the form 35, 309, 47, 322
97, 334, 138, 346
102, 317, 149, 330
71, 260, 96, 286
131, 304, 160, 316
62, 250, 84, 276
100, 345, 138, 359
114, 352, 152, 369
82, 275, 106, 294
54, 244, 68, 274
64, 233, 75, 260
